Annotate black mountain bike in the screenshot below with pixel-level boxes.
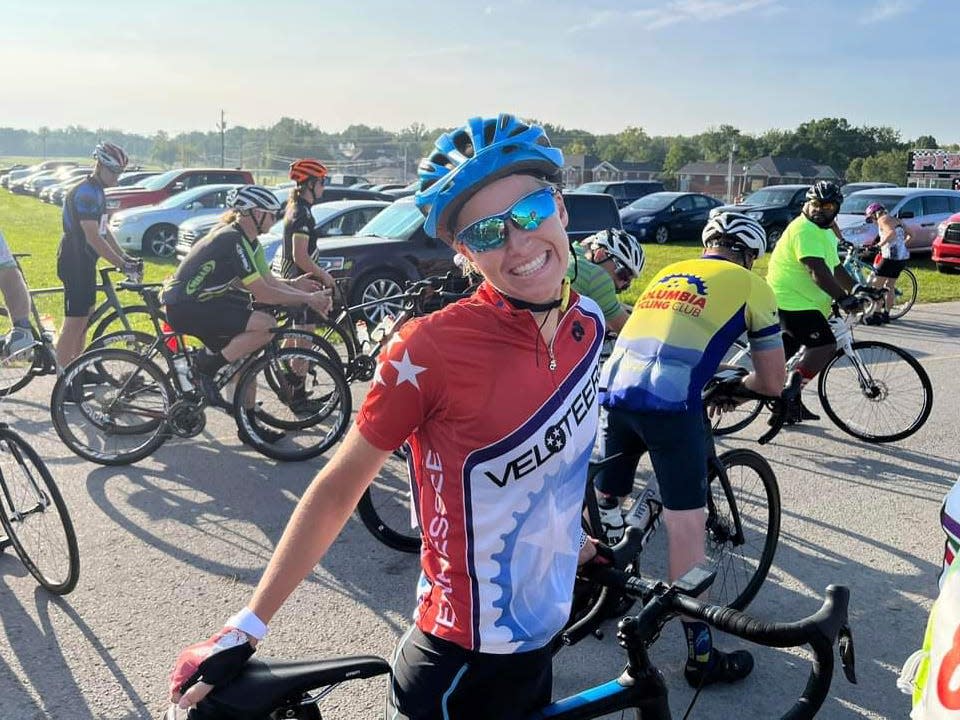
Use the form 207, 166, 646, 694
162, 567, 856, 720
50, 284, 352, 465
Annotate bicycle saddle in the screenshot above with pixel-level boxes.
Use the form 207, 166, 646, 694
191, 656, 391, 719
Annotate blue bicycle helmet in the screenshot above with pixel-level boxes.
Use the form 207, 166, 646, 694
415, 114, 564, 242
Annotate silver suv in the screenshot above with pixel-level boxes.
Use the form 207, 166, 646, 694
837, 188, 960, 252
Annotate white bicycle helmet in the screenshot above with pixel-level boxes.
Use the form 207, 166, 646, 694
92, 142, 128, 173
584, 228, 645, 277
701, 212, 767, 258
226, 185, 282, 213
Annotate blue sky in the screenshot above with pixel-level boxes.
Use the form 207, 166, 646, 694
3, 0, 958, 143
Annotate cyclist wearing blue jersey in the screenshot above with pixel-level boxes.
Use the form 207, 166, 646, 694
56, 142, 139, 370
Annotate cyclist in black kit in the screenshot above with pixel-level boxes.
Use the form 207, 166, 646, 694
274, 158, 336, 290
161, 185, 332, 444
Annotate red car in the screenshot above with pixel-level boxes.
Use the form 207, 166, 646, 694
104, 167, 254, 213
933, 212, 960, 272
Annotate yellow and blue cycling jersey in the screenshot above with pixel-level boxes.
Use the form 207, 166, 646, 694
600, 257, 782, 413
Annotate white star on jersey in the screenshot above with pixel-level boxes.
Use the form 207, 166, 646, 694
390, 350, 427, 389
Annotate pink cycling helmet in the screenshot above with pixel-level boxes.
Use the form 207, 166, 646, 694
864, 202, 886, 219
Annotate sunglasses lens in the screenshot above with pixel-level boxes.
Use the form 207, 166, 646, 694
457, 187, 557, 252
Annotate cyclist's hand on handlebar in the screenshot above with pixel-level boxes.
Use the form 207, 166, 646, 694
578, 536, 615, 567
838, 293, 867, 314
292, 273, 324, 293
168, 627, 258, 709
306, 289, 333, 317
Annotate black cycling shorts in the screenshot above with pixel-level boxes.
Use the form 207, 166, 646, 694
875, 258, 907, 279
57, 253, 97, 317
595, 407, 711, 510
164, 295, 253, 352
386, 626, 552, 720
778, 308, 834, 360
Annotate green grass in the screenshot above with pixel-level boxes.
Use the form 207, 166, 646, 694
619, 237, 960, 305
0, 190, 177, 332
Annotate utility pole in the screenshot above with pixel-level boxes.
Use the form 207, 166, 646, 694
238, 130, 245, 168
218, 109, 227, 168
726, 142, 737, 203
40, 127, 49, 159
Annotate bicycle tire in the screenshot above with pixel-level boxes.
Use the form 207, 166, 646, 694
51, 348, 174, 466
711, 339, 762, 437
356, 448, 420, 553
818, 340, 933, 443
0, 426, 79, 594
233, 348, 351, 462
265, 329, 344, 389
89, 305, 157, 343
0, 308, 43, 397
705, 448, 780, 611
312, 316, 357, 375
859, 264, 917, 321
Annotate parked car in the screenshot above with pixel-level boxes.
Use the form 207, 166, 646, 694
560, 191, 624, 243
48, 176, 88, 206
257, 200, 391, 268
117, 171, 161, 187
104, 167, 255, 213
840, 181, 896, 197
271, 185, 394, 207
836, 188, 960, 252
383, 181, 419, 200
369, 183, 407, 192
619, 192, 722, 245
10, 169, 60, 194
109, 184, 241, 257
2, 160, 77, 189
175, 194, 393, 261
327, 174, 370, 187
713, 184, 810, 248
573, 180, 665, 209
932, 212, 960, 272
34, 167, 91, 199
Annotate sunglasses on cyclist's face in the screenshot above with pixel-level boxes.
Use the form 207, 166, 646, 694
455, 186, 558, 253
808, 200, 839, 214
604, 256, 634, 291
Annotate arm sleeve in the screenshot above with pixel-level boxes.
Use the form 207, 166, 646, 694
356, 320, 445, 451
234, 237, 266, 286
745, 277, 783, 352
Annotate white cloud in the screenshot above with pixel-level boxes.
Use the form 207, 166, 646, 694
566, 10, 619, 34
630, 0, 781, 29
860, 0, 911, 24
484, 5, 494, 14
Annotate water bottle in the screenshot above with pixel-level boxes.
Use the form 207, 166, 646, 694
172, 354, 194, 392
626, 485, 658, 531
355, 319, 371, 355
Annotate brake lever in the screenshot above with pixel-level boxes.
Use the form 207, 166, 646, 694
838, 625, 858, 684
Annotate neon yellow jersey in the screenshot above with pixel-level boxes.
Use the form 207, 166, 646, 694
600, 257, 781, 413
765, 215, 841, 317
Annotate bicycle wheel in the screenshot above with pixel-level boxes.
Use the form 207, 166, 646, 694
705, 449, 780, 611
267, 329, 344, 386
0, 309, 43, 397
711, 339, 763, 436
356, 448, 420, 553
89, 305, 157, 343
860, 264, 918, 321
51, 348, 174, 465
818, 340, 933, 443
312, 317, 357, 375
234, 348, 351, 462
0, 427, 79, 594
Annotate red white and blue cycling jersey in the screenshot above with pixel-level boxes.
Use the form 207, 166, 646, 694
357, 282, 604, 654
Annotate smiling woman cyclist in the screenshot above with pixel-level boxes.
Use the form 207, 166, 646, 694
166, 114, 608, 720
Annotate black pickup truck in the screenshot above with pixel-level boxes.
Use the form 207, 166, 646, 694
713, 184, 809, 249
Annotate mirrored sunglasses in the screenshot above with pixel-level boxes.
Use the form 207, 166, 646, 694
455, 186, 558, 253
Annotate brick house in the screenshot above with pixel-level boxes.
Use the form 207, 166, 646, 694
679, 155, 840, 200
562, 154, 659, 187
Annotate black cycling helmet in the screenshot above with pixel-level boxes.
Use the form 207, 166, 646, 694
805, 181, 843, 206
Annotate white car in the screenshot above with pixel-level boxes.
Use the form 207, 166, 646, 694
837, 188, 960, 252
108, 184, 240, 257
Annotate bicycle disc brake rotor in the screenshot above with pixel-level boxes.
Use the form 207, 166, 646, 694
861, 380, 887, 401
168, 400, 206, 438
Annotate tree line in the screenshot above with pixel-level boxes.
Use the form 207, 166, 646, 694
1, 117, 954, 184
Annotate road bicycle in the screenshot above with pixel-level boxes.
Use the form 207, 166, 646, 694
162, 566, 856, 720
0, 253, 151, 396
0, 414, 79, 595
839, 240, 917, 321
49, 284, 352, 465
309, 272, 475, 381
711, 297, 933, 443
